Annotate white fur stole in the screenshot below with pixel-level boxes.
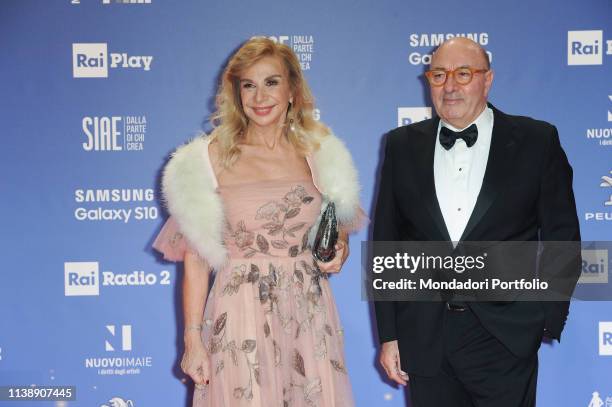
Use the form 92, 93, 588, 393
161, 133, 361, 271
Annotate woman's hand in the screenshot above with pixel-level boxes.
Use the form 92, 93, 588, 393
182, 252, 211, 387
181, 335, 210, 387
315, 237, 349, 274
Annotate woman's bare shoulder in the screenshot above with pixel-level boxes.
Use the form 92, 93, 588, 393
207, 138, 224, 176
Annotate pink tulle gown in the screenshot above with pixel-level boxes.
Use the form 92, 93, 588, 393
154, 178, 355, 407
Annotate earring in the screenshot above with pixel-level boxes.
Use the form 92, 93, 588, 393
289, 118, 295, 132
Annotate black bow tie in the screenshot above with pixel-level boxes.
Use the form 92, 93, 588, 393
439, 124, 478, 150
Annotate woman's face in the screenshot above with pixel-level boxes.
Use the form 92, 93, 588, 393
238, 56, 293, 132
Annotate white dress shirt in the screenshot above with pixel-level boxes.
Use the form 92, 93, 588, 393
434, 107, 494, 242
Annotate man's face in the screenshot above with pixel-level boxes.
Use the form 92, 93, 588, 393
429, 42, 493, 129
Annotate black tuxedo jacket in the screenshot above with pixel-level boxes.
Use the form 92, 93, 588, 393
373, 105, 581, 376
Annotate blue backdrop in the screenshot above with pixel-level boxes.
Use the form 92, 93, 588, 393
1, 0, 611, 406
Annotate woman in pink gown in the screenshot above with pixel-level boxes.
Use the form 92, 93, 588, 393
153, 37, 363, 407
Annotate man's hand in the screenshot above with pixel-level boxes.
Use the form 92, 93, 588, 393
379, 340, 408, 386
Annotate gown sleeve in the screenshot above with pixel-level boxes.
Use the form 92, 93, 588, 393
340, 206, 369, 234
152, 216, 197, 262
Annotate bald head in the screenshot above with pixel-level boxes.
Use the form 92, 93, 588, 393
432, 38, 490, 70
427, 37, 494, 129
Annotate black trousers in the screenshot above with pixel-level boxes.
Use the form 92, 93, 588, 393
408, 306, 538, 407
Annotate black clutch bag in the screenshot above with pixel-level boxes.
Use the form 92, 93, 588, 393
312, 202, 338, 262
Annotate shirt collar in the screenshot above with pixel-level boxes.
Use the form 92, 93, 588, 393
439, 105, 492, 133
437, 106, 494, 149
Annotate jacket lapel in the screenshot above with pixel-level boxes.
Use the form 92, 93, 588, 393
412, 119, 452, 241
459, 106, 520, 241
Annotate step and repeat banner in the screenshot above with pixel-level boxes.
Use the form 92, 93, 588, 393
1, 0, 610, 406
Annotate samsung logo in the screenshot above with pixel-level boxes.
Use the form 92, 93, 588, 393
409, 33, 489, 48
74, 188, 154, 203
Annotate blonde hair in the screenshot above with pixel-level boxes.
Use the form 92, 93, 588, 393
210, 37, 329, 167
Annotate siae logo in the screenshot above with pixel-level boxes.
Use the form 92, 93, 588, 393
567, 30, 612, 66
255, 35, 314, 70
83, 116, 122, 151
64, 262, 99, 296
81, 115, 147, 152
397, 107, 432, 127
265, 35, 289, 45
105, 325, 132, 352
72, 43, 153, 78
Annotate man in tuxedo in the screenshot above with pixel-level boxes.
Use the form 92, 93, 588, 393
373, 38, 580, 406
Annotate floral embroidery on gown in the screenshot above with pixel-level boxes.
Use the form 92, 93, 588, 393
154, 179, 355, 407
